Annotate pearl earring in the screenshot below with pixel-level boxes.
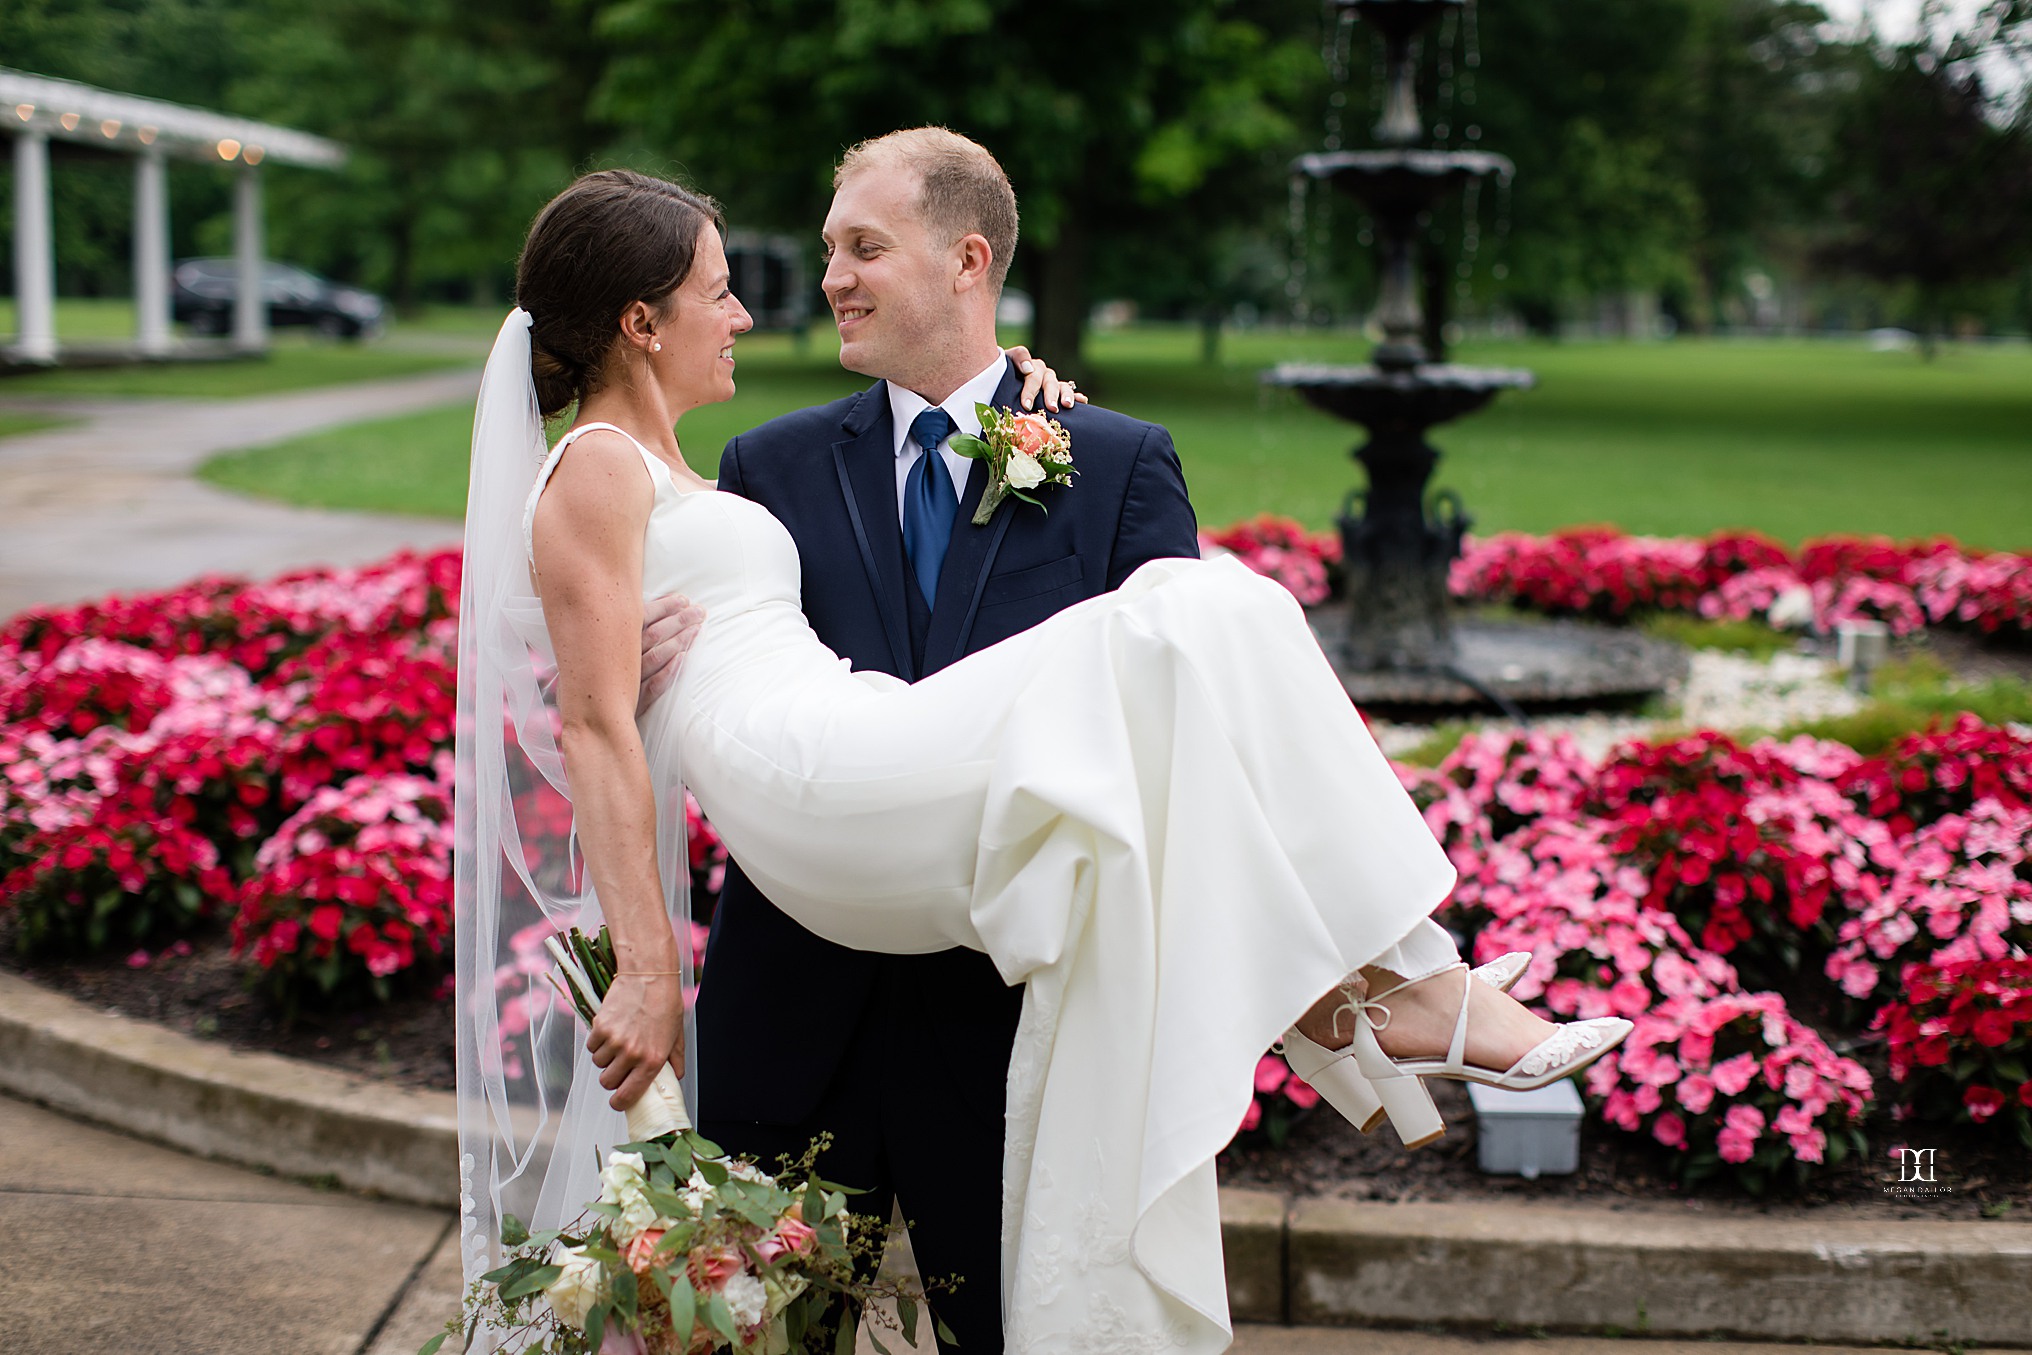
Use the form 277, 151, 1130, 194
652, 341, 662, 352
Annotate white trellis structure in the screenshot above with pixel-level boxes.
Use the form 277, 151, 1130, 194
3, 69, 345, 363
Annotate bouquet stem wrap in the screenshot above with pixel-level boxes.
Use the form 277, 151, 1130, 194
626, 1064, 692, 1142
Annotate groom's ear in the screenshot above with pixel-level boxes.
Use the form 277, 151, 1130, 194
953, 233, 996, 294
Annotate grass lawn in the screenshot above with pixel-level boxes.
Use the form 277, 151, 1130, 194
0, 298, 488, 399
197, 319, 2032, 548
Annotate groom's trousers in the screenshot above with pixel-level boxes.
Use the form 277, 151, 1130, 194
700, 950, 1021, 1355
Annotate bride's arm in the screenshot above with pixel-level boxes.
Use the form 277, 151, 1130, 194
531, 436, 687, 1113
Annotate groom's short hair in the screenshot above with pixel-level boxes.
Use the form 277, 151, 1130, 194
835, 128, 1019, 294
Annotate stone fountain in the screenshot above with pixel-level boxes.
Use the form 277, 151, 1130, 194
1266, 0, 1684, 710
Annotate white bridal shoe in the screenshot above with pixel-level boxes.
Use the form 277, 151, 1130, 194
1283, 956, 1632, 1149
1278, 951, 1532, 1136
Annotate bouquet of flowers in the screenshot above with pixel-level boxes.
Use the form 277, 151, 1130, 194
426, 926, 948, 1355
952, 403, 1075, 525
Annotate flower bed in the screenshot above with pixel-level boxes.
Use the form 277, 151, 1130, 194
5, 539, 2030, 1196
1203, 517, 2032, 641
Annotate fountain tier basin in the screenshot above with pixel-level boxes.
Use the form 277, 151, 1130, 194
1266, 362, 1536, 426
1309, 613, 1693, 710
1297, 149, 1514, 223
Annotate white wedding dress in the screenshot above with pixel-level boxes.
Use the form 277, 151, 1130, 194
530, 425, 1459, 1354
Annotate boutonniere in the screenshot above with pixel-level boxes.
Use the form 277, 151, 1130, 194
951, 404, 1077, 526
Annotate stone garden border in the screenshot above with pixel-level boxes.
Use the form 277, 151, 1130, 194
2, 970, 2026, 1347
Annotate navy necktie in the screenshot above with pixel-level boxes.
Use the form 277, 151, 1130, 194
902, 406, 958, 607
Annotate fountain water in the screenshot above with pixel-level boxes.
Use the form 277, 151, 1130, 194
1266, 0, 1684, 709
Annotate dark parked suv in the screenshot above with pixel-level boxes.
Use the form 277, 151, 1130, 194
172, 259, 386, 340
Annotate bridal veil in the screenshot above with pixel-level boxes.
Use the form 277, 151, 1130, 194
451, 309, 697, 1330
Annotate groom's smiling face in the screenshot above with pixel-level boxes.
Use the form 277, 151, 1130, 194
821, 166, 959, 385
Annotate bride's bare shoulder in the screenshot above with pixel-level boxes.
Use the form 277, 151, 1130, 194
533, 430, 657, 543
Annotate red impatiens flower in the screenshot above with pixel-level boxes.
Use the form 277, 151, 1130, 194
1964, 1085, 2006, 1123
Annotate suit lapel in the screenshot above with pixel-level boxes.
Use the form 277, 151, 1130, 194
923, 360, 1027, 673
830, 385, 915, 680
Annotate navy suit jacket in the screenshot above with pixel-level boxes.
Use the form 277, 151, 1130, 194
695, 358, 1200, 1124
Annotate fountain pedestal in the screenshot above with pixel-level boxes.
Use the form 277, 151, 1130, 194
1264, 0, 1684, 710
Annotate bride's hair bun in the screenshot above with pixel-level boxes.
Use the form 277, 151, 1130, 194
527, 336, 585, 419
515, 169, 723, 418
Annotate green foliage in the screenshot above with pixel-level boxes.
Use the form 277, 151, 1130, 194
1395, 720, 1476, 769
231, 0, 605, 307
8, 0, 2027, 345
1639, 613, 1797, 659
1817, 6, 2032, 343
597, 0, 1326, 358
1772, 654, 2032, 754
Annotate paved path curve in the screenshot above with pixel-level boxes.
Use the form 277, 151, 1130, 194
9, 1094, 1960, 1355
0, 370, 473, 620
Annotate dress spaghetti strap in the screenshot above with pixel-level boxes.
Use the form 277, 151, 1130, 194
522, 421, 672, 564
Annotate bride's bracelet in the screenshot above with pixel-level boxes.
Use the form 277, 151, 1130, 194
613, 969, 685, 977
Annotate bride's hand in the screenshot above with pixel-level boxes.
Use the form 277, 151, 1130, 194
588, 972, 687, 1111
1005, 345, 1089, 412
639, 593, 707, 716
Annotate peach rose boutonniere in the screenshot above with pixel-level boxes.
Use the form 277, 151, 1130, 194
952, 404, 1076, 525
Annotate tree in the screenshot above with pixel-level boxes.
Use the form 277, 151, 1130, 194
233, 0, 612, 307
1466, 0, 1705, 332
1817, 2, 2032, 352
1674, 0, 1845, 332
596, 0, 1324, 362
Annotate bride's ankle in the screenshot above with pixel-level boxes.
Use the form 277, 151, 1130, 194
1358, 965, 1404, 994
1293, 976, 1366, 1050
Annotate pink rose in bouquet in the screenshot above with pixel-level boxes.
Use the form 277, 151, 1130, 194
754, 1214, 818, 1265
686, 1243, 745, 1292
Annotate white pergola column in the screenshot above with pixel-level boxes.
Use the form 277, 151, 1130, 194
232, 163, 266, 352
133, 149, 172, 355
12, 130, 58, 362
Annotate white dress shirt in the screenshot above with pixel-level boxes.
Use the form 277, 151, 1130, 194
886, 353, 1010, 525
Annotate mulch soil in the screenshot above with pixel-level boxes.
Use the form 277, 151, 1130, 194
1922, 628, 2032, 686
4, 912, 2025, 1224
1219, 1073, 2031, 1224
0, 913, 457, 1095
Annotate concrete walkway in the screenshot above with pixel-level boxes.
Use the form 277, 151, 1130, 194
0, 370, 472, 619
11, 1091, 1988, 1355
0, 1091, 449, 1354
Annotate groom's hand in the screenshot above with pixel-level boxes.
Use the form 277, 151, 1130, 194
639, 593, 706, 715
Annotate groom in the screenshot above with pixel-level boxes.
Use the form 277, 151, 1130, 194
656, 128, 1198, 1352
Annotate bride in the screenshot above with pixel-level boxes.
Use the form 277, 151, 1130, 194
456, 168, 1629, 1355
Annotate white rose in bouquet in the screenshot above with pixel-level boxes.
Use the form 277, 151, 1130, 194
543, 1244, 602, 1329
598, 1149, 668, 1242
599, 1150, 647, 1198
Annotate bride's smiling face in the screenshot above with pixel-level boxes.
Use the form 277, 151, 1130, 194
653, 224, 754, 415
